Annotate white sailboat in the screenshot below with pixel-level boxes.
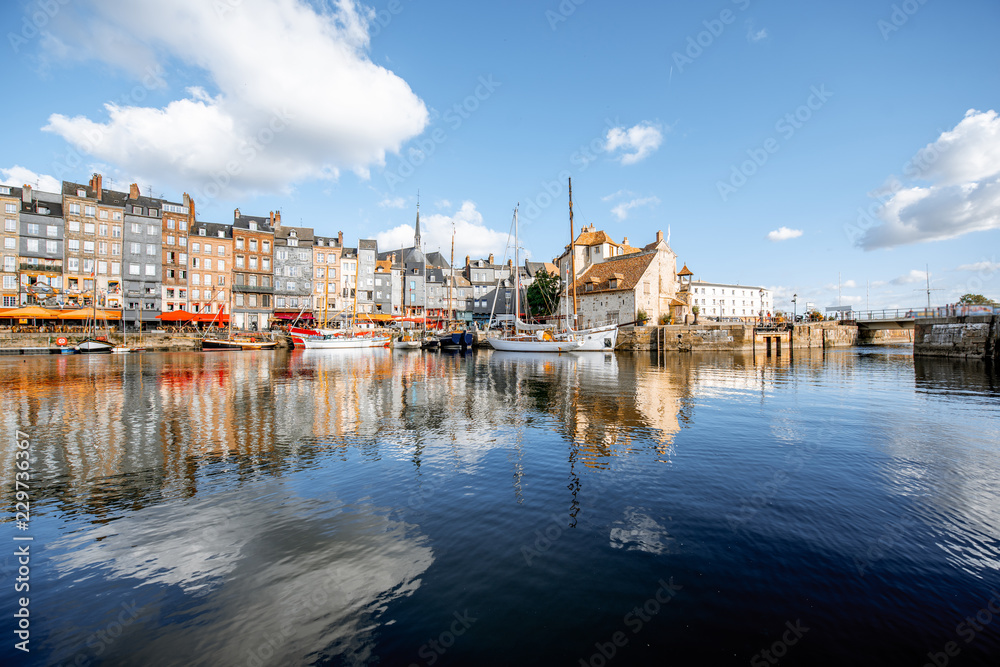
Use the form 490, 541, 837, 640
76, 286, 115, 354
486, 206, 583, 353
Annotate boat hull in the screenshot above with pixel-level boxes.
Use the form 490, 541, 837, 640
292, 335, 390, 349
392, 339, 422, 349
570, 323, 619, 351
486, 337, 583, 352
202, 338, 278, 350
76, 339, 114, 354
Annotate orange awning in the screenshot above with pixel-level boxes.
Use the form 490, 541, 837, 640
156, 310, 194, 321
58, 308, 122, 320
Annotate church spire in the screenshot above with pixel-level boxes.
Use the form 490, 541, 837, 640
414, 191, 422, 248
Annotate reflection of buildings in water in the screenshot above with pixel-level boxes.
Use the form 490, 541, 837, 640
48, 484, 434, 665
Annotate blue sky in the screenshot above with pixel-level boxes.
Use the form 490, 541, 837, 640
3, 0, 999, 311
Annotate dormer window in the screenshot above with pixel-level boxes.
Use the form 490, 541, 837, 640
609, 278, 618, 289
77, 189, 85, 197
199, 228, 206, 236
217, 231, 224, 238
249, 222, 258, 231
585, 283, 594, 292
289, 230, 297, 237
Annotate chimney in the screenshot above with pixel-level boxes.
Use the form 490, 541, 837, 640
275, 211, 281, 227
183, 193, 196, 222
337, 231, 343, 246
488, 253, 494, 264
89, 173, 103, 199
129, 183, 140, 199
623, 236, 629, 246
465, 254, 470, 269
656, 230, 663, 243
21, 185, 31, 204
234, 207, 241, 219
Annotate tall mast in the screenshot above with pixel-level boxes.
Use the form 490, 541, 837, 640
352, 248, 359, 331
449, 223, 455, 326
322, 267, 329, 327
569, 178, 578, 327
514, 205, 519, 324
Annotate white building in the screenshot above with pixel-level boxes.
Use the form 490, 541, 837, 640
688, 281, 773, 322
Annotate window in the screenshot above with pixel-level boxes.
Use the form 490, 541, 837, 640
276, 297, 286, 308
235, 293, 244, 306
262, 258, 270, 271
3, 256, 14, 272
68, 258, 79, 272
27, 223, 41, 236
4, 219, 14, 232
83, 241, 95, 253
68, 239, 80, 252
217, 246, 225, 256
179, 253, 187, 264
199, 228, 206, 236
113, 211, 122, 221
99, 209, 108, 220
192, 290, 200, 301
192, 242, 200, 253
179, 236, 186, 247
287, 238, 298, 247
98, 223, 107, 236
262, 241, 270, 253
249, 257, 258, 270
112, 243, 121, 256
204, 259, 212, 271
203, 244, 212, 255
218, 260, 225, 272
249, 222, 258, 231
179, 290, 187, 300
84, 205, 96, 217
317, 253, 325, 263
236, 237, 244, 250
98, 261, 107, 274
146, 244, 156, 256
145, 264, 155, 276
217, 275, 225, 286
3, 277, 15, 291
83, 259, 94, 273
111, 262, 120, 275
250, 239, 258, 252
46, 225, 58, 238
277, 249, 287, 261
69, 203, 81, 215
192, 257, 200, 269
248, 274, 258, 287
129, 264, 140, 275
167, 219, 175, 230
84, 223, 95, 234
46, 241, 57, 254
148, 224, 156, 235
236, 256, 244, 268
99, 242, 108, 254
288, 281, 296, 291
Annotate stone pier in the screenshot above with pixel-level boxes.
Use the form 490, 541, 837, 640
914, 315, 999, 360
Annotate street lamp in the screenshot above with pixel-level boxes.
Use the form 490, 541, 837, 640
792, 293, 797, 324
759, 288, 765, 326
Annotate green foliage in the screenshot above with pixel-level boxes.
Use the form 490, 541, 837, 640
636, 309, 649, 325
691, 305, 700, 314
526, 270, 560, 317
958, 293, 998, 306
658, 313, 671, 325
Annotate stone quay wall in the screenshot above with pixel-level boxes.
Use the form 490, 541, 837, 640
622, 322, 858, 352
914, 315, 998, 359
0, 332, 289, 353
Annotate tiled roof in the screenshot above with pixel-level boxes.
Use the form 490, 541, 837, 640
375, 259, 392, 273
574, 229, 617, 247
275, 226, 314, 242
677, 264, 693, 276
572, 251, 656, 295
358, 239, 378, 251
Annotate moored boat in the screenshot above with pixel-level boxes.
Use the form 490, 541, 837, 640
202, 335, 278, 351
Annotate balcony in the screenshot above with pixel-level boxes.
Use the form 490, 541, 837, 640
19, 262, 63, 273
233, 284, 273, 294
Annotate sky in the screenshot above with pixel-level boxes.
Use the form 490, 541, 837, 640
2, 0, 999, 312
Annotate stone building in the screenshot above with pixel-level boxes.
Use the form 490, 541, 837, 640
356, 239, 378, 315
62, 174, 123, 307
232, 208, 274, 330
463, 254, 514, 324
16, 186, 64, 307
687, 279, 773, 323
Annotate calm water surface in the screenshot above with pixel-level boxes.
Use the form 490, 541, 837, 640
1, 347, 999, 666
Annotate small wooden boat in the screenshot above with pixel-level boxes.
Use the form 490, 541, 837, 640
76, 338, 115, 354
202, 335, 278, 351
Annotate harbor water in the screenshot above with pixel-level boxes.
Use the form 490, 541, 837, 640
1, 347, 998, 665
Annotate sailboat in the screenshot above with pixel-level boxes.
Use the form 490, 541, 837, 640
559, 178, 619, 352
76, 286, 115, 354
289, 243, 390, 349
486, 206, 583, 353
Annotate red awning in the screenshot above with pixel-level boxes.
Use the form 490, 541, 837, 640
272, 312, 316, 320
156, 310, 194, 321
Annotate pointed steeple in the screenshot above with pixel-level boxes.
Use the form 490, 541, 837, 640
414, 192, 422, 248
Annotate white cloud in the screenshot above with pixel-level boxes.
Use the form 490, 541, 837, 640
767, 227, 803, 242
956, 260, 1000, 272
40, 0, 428, 201
891, 269, 929, 285
604, 122, 664, 165
611, 196, 660, 221
746, 23, 768, 43
375, 201, 510, 262
0, 166, 61, 193
378, 196, 406, 209
435, 199, 452, 210
857, 109, 1000, 249
601, 189, 635, 202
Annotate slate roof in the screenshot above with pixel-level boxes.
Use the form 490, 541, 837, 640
191, 221, 232, 238
572, 251, 657, 296
275, 225, 314, 243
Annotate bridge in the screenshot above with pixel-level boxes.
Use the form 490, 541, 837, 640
843, 309, 919, 330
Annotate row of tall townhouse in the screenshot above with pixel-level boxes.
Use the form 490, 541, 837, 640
4, 173, 775, 329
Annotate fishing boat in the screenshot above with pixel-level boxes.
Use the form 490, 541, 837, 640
439, 330, 474, 350
392, 331, 423, 349
486, 206, 583, 353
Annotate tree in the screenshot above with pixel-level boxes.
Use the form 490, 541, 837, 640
526, 270, 560, 317
958, 293, 998, 306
